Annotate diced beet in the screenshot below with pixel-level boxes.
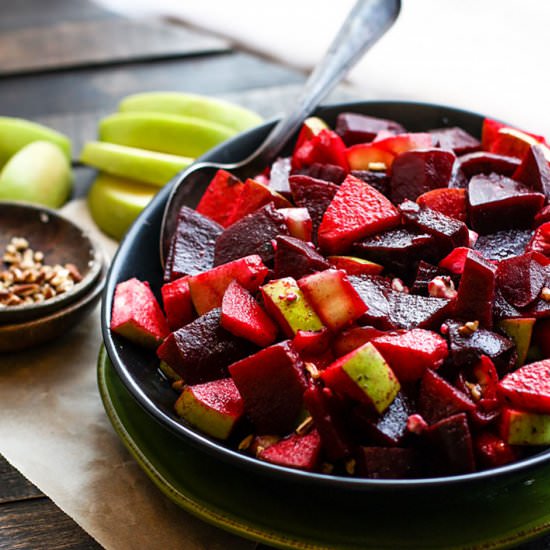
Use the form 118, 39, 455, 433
225, 178, 291, 226
474, 432, 520, 469
390, 148, 457, 204
429, 127, 481, 155
273, 235, 330, 280
289, 175, 339, 241
385, 292, 452, 331
257, 429, 321, 471
157, 308, 254, 385
268, 157, 292, 196
535, 206, 550, 227
351, 392, 412, 446
426, 413, 476, 475
474, 229, 533, 261
371, 329, 448, 382
399, 200, 470, 258
411, 261, 450, 296
195, 169, 245, 227
514, 144, 550, 199
468, 173, 545, 234
164, 206, 223, 282
350, 170, 391, 197
498, 359, 550, 414
496, 253, 546, 308
229, 341, 308, 434
318, 174, 401, 255
111, 278, 169, 349
357, 447, 418, 479
328, 256, 383, 277
416, 188, 468, 223
493, 288, 523, 322
214, 203, 288, 266
444, 320, 516, 375
294, 162, 347, 185
527, 222, 550, 257
348, 275, 395, 330
333, 325, 385, 357
438, 247, 473, 275
418, 369, 476, 424
298, 269, 368, 332
335, 112, 405, 146
220, 280, 278, 347
304, 383, 353, 461
188, 255, 268, 315
353, 228, 434, 275
454, 250, 497, 328
161, 276, 194, 331
292, 129, 349, 171
458, 151, 521, 179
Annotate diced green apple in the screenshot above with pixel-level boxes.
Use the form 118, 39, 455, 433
499, 318, 535, 366
501, 408, 550, 445
278, 207, 313, 241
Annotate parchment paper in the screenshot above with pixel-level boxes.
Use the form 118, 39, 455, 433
0, 200, 254, 550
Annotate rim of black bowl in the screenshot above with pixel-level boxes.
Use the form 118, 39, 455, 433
102, 100, 550, 490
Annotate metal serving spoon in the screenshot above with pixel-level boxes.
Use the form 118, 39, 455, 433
160, 0, 401, 265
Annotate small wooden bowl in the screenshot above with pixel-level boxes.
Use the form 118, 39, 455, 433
0, 201, 103, 324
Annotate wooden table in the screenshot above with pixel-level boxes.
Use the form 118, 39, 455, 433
0, 1, 548, 548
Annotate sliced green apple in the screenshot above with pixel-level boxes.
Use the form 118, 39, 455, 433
87, 172, 157, 240
501, 407, 550, 445
499, 318, 535, 366
80, 141, 193, 187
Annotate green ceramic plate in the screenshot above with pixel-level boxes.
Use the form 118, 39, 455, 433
98, 346, 550, 549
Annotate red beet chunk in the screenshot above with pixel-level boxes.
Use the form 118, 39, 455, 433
318, 175, 401, 255
257, 429, 321, 471
352, 228, 434, 275
304, 383, 353, 461
399, 200, 469, 257
350, 170, 391, 197
335, 112, 405, 146
474, 432, 519, 469
416, 188, 468, 223
161, 276, 194, 331
164, 206, 223, 282
493, 288, 523, 322
357, 447, 418, 479
454, 250, 497, 328
352, 392, 412, 446
195, 169, 245, 227
333, 325, 385, 357
496, 253, 546, 308
229, 341, 307, 434
444, 320, 516, 375
273, 235, 330, 280
268, 157, 292, 196
458, 151, 521, 179
348, 275, 395, 330
293, 162, 347, 185
418, 369, 476, 424
513, 144, 550, 199
289, 175, 339, 241
468, 173, 545, 234
411, 261, 451, 296
214, 203, 288, 266
429, 127, 481, 155
498, 359, 550, 414
438, 247, 473, 275
390, 148, 457, 204
474, 229, 533, 262
157, 308, 254, 385
535, 206, 550, 227
221, 280, 278, 347
292, 129, 349, 171
371, 329, 448, 382
387, 292, 454, 331
527, 222, 550, 258
426, 413, 476, 475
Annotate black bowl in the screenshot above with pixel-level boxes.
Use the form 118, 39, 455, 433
101, 100, 550, 492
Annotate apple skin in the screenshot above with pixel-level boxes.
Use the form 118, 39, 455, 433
0, 141, 72, 208
498, 318, 535, 366
87, 172, 157, 240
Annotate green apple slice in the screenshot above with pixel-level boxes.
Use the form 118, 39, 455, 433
80, 141, 193, 187
502, 408, 550, 445
0, 141, 72, 207
498, 318, 535, 367
98, 111, 235, 158
0, 116, 71, 168
118, 91, 262, 133
87, 172, 157, 240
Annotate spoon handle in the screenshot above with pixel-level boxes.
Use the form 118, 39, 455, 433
254, 0, 401, 167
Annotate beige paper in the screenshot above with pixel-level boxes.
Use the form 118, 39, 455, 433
0, 200, 254, 550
